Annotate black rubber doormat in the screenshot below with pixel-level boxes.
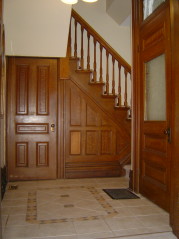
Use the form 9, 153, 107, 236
103, 188, 140, 199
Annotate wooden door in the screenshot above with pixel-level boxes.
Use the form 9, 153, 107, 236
7, 57, 57, 181
133, 0, 171, 211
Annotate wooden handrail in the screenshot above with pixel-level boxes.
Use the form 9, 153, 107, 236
71, 10, 131, 73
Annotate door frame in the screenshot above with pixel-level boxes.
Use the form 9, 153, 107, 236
132, 0, 179, 236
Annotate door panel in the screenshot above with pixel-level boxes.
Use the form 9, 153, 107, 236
7, 57, 57, 180
138, 1, 171, 211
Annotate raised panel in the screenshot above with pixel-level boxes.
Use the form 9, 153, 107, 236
36, 142, 49, 167
101, 130, 112, 155
16, 142, 28, 167
101, 119, 110, 126
142, 26, 165, 51
16, 123, 49, 134
143, 162, 166, 185
86, 131, 97, 155
116, 131, 128, 154
70, 89, 81, 126
16, 65, 29, 115
144, 134, 166, 153
37, 66, 49, 115
143, 151, 166, 168
70, 131, 81, 155
86, 105, 97, 126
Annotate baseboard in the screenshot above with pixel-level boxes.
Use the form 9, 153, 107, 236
129, 169, 133, 190
65, 162, 125, 178
1, 166, 7, 199
173, 230, 179, 238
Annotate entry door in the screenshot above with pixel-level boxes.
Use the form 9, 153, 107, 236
7, 57, 57, 181
137, 1, 171, 211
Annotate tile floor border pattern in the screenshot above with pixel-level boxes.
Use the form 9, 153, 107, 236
26, 186, 119, 224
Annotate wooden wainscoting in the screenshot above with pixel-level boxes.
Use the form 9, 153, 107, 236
60, 78, 130, 178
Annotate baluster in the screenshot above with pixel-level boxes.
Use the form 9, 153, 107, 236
67, 20, 71, 57
118, 63, 121, 106
105, 51, 109, 94
124, 69, 128, 107
87, 32, 90, 70
93, 38, 97, 82
112, 56, 115, 95
74, 19, 77, 58
99, 45, 103, 82
80, 25, 84, 69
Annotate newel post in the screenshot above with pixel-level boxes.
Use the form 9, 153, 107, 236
57, 57, 70, 80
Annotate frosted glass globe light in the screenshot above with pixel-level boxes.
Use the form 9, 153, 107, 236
82, 0, 98, 2
61, 0, 78, 4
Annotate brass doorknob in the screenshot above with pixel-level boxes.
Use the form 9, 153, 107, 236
51, 124, 55, 132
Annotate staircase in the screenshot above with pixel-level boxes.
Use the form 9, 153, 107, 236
63, 10, 131, 178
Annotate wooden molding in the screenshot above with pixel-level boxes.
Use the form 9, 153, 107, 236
170, 0, 179, 235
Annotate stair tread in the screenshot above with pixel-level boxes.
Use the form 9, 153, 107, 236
89, 81, 105, 86
115, 106, 130, 110
70, 57, 80, 61
76, 69, 93, 73
102, 94, 117, 99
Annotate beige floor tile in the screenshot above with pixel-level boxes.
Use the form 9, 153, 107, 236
128, 205, 167, 216
7, 214, 29, 226
3, 225, 39, 239
119, 198, 154, 207
103, 199, 124, 208
28, 237, 78, 239
38, 222, 76, 237
3, 191, 28, 200
74, 219, 111, 234
113, 228, 153, 237
137, 214, 170, 227
1, 206, 11, 215
2, 198, 27, 207
113, 207, 136, 217
2, 215, 8, 228
8, 205, 27, 215
105, 216, 145, 230
113, 232, 178, 239
146, 225, 172, 233
33, 236, 78, 239
77, 231, 114, 239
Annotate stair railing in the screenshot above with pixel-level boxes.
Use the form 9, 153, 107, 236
68, 9, 131, 108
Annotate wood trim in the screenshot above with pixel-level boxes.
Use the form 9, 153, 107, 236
132, 0, 140, 192
170, 0, 179, 235
71, 10, 131, 73
129, 169, 133, 190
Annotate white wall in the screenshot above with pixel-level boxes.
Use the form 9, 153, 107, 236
73, 0, 131, 64
4, 0, 72, 57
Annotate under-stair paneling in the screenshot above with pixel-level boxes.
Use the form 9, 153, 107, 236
64, 79, 130, 178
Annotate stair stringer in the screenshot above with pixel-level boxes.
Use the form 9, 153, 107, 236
63, 77, 131, 178
69, 58, 131, 135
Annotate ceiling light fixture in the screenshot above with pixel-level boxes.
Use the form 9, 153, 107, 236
61, 0, 98, 5
82, 0, 98, 2
61, 0, 78, 4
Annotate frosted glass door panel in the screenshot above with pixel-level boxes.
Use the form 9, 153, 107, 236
145, 54, 166, 121
143, 0, 166, 19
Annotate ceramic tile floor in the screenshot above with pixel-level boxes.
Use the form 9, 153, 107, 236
1, 177, 177, 239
